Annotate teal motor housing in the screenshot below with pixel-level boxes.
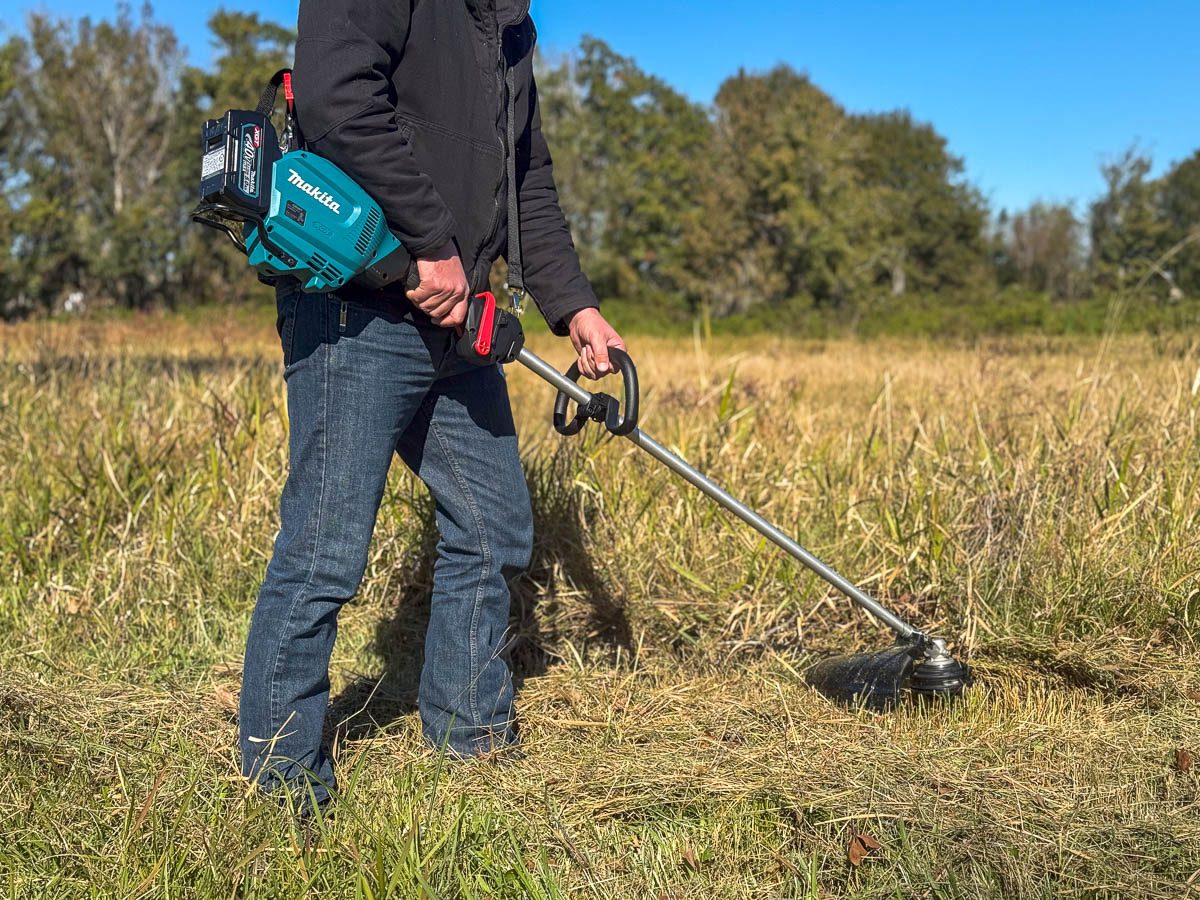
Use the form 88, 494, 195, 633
193, 108, 411, 294
248, 151, 410, 292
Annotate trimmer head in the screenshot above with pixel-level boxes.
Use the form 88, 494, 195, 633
908, 638, 973, 702
805, 637, 971, 711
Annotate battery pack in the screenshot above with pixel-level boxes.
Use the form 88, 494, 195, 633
199, 110, 282, 220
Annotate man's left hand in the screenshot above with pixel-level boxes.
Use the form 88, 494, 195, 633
567, 308, 627, 380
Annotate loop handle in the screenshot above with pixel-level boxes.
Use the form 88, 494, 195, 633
553, 348, 639, 437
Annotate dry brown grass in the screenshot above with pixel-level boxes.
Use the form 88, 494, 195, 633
1, 310, 1198, 898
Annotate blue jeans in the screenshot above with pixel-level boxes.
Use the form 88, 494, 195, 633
239, 284, 533, 804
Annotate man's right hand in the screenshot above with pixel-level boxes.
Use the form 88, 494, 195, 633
406, 241, 469, 329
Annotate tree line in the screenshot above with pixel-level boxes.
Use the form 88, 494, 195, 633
1, 7, 1197, 326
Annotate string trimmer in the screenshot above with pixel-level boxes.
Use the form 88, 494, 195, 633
191, 73, 971, 710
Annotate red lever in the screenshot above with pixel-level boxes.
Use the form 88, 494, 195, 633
474, 292, 496, 358
282, 72, 295, 113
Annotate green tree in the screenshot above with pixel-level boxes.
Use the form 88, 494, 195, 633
853, 111, 989, 296
537, 38, 711, 305
182, 11, 293, 118
6, 5, 187, 312
0, 38, 26, 315
1089, 148, 1171, 294
687, 67, 874, 315
1156, 151, 1200, 296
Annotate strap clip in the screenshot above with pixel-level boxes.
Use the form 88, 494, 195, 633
504, 284, 526, 317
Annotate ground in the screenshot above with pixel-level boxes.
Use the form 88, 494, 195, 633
1, 311, 1198, 898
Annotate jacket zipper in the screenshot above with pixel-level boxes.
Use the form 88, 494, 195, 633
478, 26, 507, 277
478, 3, 530, 282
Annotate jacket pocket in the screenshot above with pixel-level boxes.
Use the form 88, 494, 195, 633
399, 117, 504, 262
396, 112, 503, 158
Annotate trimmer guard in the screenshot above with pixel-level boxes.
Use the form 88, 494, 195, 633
803, 645, 919, 711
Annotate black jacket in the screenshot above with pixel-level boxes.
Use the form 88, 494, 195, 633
292, 0, 598, 334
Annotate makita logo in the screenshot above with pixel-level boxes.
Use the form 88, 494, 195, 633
287, 169, 342, 215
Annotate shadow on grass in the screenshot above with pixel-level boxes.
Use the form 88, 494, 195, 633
327, 451, 631, 744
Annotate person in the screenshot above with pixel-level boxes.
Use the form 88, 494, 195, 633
238, 0, 627, 808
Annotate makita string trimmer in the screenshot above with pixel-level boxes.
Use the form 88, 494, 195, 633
193, 71, 971, 710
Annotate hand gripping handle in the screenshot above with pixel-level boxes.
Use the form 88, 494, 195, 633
552, 347, 639, 437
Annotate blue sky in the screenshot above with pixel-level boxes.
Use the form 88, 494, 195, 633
3, 1, 1197, 214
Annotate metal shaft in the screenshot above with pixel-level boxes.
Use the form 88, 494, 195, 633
516, 348, 920, 640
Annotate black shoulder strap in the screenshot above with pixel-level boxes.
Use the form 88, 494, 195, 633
256, 68, 292, 117
504, 66, 525, 311
256, 68, 303, 151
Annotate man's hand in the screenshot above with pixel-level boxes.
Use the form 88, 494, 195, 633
406, 241, 469, 329
568, 308, 627, 379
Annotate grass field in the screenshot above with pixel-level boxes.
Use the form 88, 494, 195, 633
2, 310, 1199, 898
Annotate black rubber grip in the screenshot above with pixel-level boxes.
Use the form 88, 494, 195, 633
552, 378, 588, 436
607, 348, 639, 435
